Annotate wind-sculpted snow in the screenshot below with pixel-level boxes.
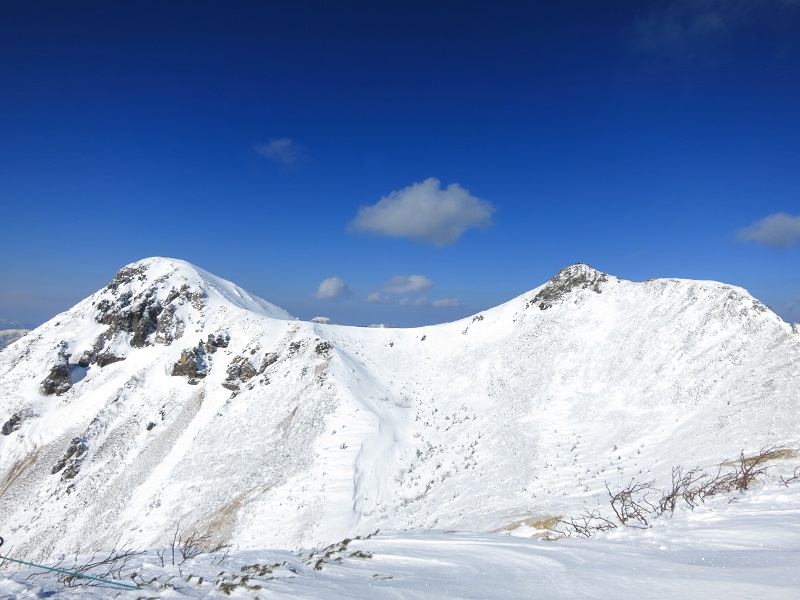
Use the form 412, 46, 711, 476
2, 480, 800, 598
0, 258, 798, 561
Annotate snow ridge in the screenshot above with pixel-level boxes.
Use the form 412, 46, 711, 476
0, 258, 798, 560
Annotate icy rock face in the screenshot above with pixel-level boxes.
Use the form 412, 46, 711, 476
0, 258, 798, 560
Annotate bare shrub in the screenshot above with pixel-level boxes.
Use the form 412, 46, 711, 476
607, 481, 658, 528
162, 524, 229, 567
780, 466, 800, 487
554, 446, 797, 539
729, 447, 783, 491
553, 509, 618, 538
35, 545, 145, 588
658, 466, 707, 514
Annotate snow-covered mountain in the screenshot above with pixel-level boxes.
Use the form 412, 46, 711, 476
0, 329, 28, 352
0, 319, 31, 351
1, 257, 798, 562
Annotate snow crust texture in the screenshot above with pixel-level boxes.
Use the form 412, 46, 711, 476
0, 258, 798, 561
1, 480, 799, 598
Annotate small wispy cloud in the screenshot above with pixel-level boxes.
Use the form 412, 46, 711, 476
737, 213, 800, 248
312, 277, 349, 300
633, 0, 800, 59
431, 298, 460, 308
254, 138, 305, 166
348, 177, 494, 246
383, 275, 434, 294
394, 296, 459, 308
367, 292, 392, 304
399, 296, 430, 307
634, 1, 730, 56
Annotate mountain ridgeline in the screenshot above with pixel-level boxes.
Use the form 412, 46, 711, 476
0, 257, 798, 560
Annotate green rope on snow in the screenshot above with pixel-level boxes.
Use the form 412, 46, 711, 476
0, 536, 139, 590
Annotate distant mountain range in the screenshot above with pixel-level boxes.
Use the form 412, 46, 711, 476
0, 319, 30, 351
0, 318, 32, 330
1, 257, 798, 560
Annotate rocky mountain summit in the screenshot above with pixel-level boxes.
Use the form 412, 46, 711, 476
0, 257, 798, 561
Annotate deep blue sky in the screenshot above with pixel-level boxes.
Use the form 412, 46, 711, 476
2, 0, 799, 327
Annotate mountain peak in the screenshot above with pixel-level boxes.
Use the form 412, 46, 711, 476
28, 258, 295, 391
529, 263, 610, 310
102, 257, 293, 321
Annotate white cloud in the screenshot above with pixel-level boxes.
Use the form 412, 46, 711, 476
254, 138, 305, 166
431, 298, 461, 307
399, 296, 430, 307
312, 277, 349, 300
737, 213, 800, 248
383, 274, 434, 294
348, 177, 494, 246
367, 292, 392, 304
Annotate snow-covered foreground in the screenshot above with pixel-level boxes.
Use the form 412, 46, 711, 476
2, 479, 798, 599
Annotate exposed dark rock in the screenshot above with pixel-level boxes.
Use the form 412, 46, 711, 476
96, 275, 203, 351
40, 343, 72, 396
529, 264, 609, 311
171, 344, 208, 380
204, 333, 229, 354
2, 412, 24, 435
51, 437, 88, 480
41, 364, 72, 396
106, 265, 149, 292
171, 284, 205, 310
155, 304, 179, 344
225, 355, 257, 386
76, 351, 92, 368
288, 341, 302, 355
80, 333, 126, 368
94, 352, 125, 367
96, 288, 164, 348
146, 421, 156, 431
164, 286, 181, 305
315, 341, 332, 355
259, 353, 279, 373
154, 285, 203, 343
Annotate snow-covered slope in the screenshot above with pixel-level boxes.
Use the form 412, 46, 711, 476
2, 479, 800, 599
1, 257, 798, 561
